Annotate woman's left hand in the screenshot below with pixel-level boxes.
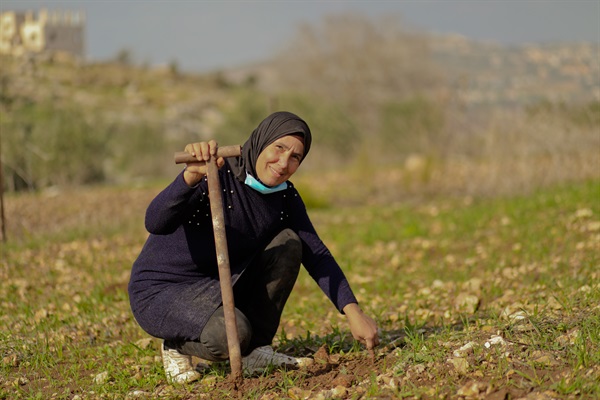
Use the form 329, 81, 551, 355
343, 303, 380, 351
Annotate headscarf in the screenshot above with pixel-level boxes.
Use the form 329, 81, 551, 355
229, 111, 312, 183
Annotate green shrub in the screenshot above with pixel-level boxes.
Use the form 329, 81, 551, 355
1, 101, 170, 190
1, 102, 109, 189
526, 99, 600, 127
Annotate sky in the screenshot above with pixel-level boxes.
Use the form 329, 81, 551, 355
1, 0, 598, 72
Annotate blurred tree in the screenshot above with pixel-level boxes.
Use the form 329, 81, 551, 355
526, 99, 600, 127
212, 89, 271, 145
169, 59, 181, 78
115, 48, 133, 66
2, 103, 109, 189
275, 93, 361, 159
212, 90, 360, 160
108, 120, 167, 182
273, 12, 442, 137
380, 97, 445, 157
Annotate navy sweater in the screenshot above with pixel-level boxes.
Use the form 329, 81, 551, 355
128, 160, 357, 337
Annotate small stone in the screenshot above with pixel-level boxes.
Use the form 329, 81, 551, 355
287, 387, 311, 399
135, 338, 154, 349
2, 353, 19, 367
557, 329, 580, 345
453, 341, 477, 357
432, 279, 445, 288
411, 363, 426, 375
547, 297, 563, 310
578, 285, 592, 293
296, 357, 314, 368
377, 372, 399, 389
154, 385, 178, 397
520, 390, 561, 399
449, 357, 469, 375
13, 377, 29, 386
454, 293, 480, 313
200, 375, 218, 386
502, 308, 528, 322
512, 321, 535, 332
313, 345, 329, 364
531, 351, 558, 366
331, 386, 348, 397
574, 208, 593, 219
541, 391, 561, 399
126, 390, 150, 399
484, 335, 506, 348
331, 374, 353, 387
448, 357, 469, 374
260, 393, 279, 400
93, 371, 109, 384
587, 221, 600, 231
329, 353, 341, 363
534, 355, 555, 366
34, 308, 49, 322
457, 381, 487, 397
463, 278, 483, 293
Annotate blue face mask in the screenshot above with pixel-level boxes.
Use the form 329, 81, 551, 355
244, 172, 288, 194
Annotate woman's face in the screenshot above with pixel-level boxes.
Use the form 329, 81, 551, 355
255, 135, 305, 187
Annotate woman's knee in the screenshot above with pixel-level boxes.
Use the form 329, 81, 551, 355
269, 229, 302, 265
200, 307, 252, 360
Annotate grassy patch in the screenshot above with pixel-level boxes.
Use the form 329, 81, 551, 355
1, 180, 598, 398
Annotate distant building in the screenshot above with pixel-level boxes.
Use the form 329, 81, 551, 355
0, 8, 85, 60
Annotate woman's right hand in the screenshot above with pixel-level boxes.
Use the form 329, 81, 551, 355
182, 140, 224, 187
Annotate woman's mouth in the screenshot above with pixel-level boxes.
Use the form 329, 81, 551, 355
269, 166, 284, 177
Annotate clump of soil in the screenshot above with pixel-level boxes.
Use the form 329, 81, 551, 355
212, 345, 384, 397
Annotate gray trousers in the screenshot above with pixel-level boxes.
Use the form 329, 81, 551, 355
165, 229, 301, 361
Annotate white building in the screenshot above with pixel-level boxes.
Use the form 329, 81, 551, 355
0, 8, 85, 59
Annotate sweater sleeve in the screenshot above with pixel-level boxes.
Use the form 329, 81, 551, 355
145, 171, 208, 234
287, 187, 358, 313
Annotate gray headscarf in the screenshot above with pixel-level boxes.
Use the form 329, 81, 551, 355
229, 111, 312, 183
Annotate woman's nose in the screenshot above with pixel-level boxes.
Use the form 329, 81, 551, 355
277, 154, 289, 169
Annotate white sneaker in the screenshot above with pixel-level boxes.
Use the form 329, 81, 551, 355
161, 342, 202, 384
242, 345, 313, 375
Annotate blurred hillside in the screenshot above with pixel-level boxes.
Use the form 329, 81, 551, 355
431, 36, 597, 108
1, 15, 598, 200
228, 34, 597, 110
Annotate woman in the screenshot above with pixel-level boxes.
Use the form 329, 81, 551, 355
128, 111, 379, 384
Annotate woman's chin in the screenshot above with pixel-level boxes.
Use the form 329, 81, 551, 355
266, 180, 283, 187
259, 174, 284, 188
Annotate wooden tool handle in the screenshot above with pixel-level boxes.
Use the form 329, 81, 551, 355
206, 157, 243, 384
174, 145, 242, 164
